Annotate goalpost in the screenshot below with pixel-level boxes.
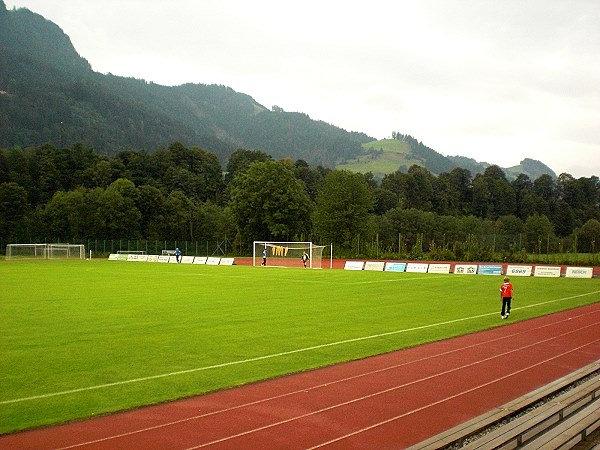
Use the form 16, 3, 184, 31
253, 241, 328, 269
6, 243, 86, 260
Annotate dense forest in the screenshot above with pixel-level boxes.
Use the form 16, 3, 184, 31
1, 142, 599, 263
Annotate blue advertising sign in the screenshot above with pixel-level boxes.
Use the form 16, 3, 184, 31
385, 262, 407, 272
477, 265, 503, 275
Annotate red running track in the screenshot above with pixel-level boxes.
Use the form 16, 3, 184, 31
1, 302, 599, 449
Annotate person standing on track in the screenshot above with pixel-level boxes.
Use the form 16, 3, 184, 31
500, 276, 513, 319
261, 248, 267, 266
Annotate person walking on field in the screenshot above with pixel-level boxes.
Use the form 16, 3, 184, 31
500, 276, 513, 319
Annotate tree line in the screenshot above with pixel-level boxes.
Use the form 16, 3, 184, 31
1, 142, 599, 262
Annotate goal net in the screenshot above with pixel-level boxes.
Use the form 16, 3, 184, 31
253, 241, 327, 269
6, 243, 86, 260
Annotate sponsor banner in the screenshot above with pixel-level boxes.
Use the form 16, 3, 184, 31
168, 256, 179, 263
147, 255, 159, 262
506, 265, 533, 277
193, 257, 207, 265
181, 256, 195, 264
565, 267, 593, 278
206, 257, 221, 265
220, 258, 235, 266
385, 262, 406, 272
364, 261, 385, 271
477, 265, 503, 275
428, 263, 451, 274
454, 264, 477, 275
127, 254, 148, 262
108, 253, 119, 261
406, 263, 429, 273
344, 261, 364, 270
157, 255, 170, 263
533, 266, 561, 277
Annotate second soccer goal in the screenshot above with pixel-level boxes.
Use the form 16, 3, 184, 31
253, 241, 327, 269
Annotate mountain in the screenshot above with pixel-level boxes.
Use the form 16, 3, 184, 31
0, 1, 556, 179
0, 2, 370, 167
447, 155, 556, 180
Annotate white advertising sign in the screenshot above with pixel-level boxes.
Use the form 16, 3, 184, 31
428, 263, 451, 274
364, 261, 385, 271
454, 264, 478, 275
406, 263, 429, 273
147, 255, 159, 262
220, 258, 235, 266
506, 265, 533, 277
206, 257, 221, 265
344, 261, 364, 270
565, 267, 593, 278
193, 257, 207, 264
131, 254, 148, 262
533, 266, 561, 277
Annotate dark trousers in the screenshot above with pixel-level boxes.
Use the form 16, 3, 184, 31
501, 297, 512, 316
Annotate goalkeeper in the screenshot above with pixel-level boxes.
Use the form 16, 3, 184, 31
301, 251, 310, 268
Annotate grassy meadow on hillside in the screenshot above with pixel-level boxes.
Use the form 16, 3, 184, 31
1, 260, 599, 434
336, 139, 420, 176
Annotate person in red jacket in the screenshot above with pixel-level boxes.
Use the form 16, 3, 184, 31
500, 276, 514, 319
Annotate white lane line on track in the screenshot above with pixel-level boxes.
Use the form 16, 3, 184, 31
51, 312, 594, 449
185, 330, 600, 449
308, 338, 600, 449
4, 292, 598, 407
52, 318, 599, 449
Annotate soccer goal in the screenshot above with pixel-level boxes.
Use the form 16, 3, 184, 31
6, 243, 86, 260
253, 241, 328, 269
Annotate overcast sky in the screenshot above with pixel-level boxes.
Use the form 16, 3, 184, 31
7, 1, 600, 178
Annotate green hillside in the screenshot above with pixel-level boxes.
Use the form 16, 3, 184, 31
337, 137, 556, 180
337, 139, 418, 176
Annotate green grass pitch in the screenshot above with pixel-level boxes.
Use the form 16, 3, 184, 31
1, 260, 599, 434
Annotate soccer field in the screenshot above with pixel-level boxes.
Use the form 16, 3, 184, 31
1, 260, 599, 434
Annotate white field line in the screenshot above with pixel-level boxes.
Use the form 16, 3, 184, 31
2, 292, 599, 406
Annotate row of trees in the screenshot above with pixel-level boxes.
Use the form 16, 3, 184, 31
1, 142, 599, 261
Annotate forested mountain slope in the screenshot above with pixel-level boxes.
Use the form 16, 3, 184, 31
0, 1, 370, 167
0, 0, 554, 179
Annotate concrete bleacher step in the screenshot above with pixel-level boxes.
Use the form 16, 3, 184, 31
520, 400, 600, 450
462, 379, 599, 449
